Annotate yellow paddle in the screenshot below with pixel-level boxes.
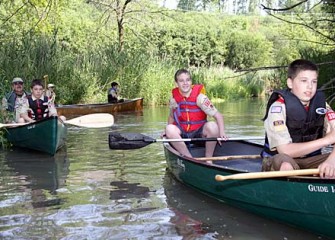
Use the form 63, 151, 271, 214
0, 113, 114, 129
215, 168, 320, 181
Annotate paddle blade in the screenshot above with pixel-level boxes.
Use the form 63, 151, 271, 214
109, 132, 155, 150
64, 113, 114, 128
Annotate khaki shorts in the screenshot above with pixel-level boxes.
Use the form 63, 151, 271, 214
262, 153, 330, 171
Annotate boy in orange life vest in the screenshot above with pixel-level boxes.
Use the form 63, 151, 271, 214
18, 79, 65, 123
262, 59, 335, 179
164, 69, 227, 158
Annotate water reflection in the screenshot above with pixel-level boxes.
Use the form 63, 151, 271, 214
109, 181, 151, 200
0, 148, 69, 238
4, 148, 69, 195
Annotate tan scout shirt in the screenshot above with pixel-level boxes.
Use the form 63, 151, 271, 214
18, 94, 57, 117
169, 93, 218, 117
2, 93, 28, 122
264, 100, 335, 151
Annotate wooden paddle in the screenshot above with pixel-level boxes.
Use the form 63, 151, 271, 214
109, 132, 264, 150
64, 113, 114, 128
215, 168, 320, 181
43, 74, 48, 91
0, 113, 114, 129
195, 154, 261, 161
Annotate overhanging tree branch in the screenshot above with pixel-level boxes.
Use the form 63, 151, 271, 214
261, 0, 308, 12
236, 61, 335, 73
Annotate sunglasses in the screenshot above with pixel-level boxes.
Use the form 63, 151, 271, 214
14, 82, 23, 85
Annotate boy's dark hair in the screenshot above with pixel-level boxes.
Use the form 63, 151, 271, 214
30, 79, 44, 88
111, 82, 119, 87
174, 69, 191, 82
288, 59, 318, 79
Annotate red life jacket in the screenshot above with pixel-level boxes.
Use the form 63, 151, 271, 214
172, 84, 207, 133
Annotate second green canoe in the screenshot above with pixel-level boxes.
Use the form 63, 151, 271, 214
5, 116, 67, 155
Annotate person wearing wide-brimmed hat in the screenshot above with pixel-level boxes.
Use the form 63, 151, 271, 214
45, 83, 56, 104
1, 77, 30, 123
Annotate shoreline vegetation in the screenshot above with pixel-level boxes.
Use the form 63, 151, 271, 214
0, 1, 334, 113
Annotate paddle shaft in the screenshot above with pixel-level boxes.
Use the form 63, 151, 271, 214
215, 168, 320, 181
155, 136, 264, 143
195, 154, 261, 161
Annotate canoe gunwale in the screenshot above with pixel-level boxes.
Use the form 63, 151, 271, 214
163, 141, 332, 183
56, 98, 143, 117
57, 98, 142, 108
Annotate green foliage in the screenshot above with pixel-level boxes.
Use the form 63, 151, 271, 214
191, 67, 264, 100
225, 31, 272, 69
139, 60, 176, 105
0, 0, 333, 109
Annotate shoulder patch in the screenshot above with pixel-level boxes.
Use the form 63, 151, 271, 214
273, 120, 284, 126
326, 110, 335, 121
273, 120, 285, 132
270, 105, 282, 113
202, 97, 213, 108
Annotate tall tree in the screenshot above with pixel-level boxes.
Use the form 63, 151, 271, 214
88, 0, 165, 51
88, 0, 135, 51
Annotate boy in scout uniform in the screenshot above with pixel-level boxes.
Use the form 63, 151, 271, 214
262, 59, 335, 179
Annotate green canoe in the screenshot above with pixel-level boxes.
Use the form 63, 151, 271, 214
163, 140, 335, 239
6, 116, 67, 155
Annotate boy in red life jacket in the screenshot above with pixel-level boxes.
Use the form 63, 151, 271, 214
18, 79, 66, 123
164, 69, 227, 159
262, 59, 335, 179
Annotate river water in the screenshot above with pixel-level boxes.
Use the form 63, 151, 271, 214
0, 99, 330, 239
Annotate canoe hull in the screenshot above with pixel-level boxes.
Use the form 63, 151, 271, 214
6, 116, 67, 155
163, 141, 335, 238
56, 98, 143, 117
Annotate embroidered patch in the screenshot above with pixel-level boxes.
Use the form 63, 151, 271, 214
271, 106, 282, 113
273, 120, 284, 126
326, 110, 335, 121
316, 107, 327, 115
203, 98, 213, 108
273, 120, 285, 132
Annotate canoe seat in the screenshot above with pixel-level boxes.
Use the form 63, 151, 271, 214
216, 159, 263, 172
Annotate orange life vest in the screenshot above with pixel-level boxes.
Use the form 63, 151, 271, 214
172, 84, 207, 133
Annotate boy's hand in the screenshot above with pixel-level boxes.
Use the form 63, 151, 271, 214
217, 132, 227, 146
319, 160, 335, 179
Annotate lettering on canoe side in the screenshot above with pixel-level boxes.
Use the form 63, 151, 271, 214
27, 125, 36, 130
307, 184, 335, 193
177, 158, 185, 172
